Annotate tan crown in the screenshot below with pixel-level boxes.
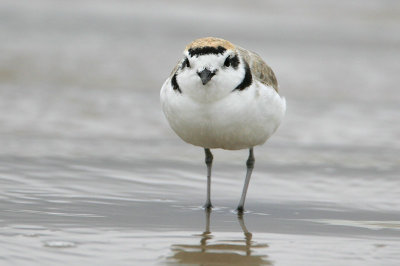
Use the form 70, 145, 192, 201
185, 37, 235, 51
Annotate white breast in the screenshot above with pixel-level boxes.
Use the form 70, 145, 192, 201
160, 79, 286, 150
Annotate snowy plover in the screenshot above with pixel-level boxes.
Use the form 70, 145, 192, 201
160, 37, 286, 212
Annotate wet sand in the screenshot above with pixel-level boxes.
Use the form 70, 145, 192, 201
1, 0, 400, 265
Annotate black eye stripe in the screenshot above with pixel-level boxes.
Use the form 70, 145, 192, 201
224, 55, 239, 69
182, 58, 190, 69
224, 57, 230, 67
230, 55, 239, 69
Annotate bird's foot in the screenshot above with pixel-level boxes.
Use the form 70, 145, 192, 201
203, 202, 213, 210
236, 205, 244, 213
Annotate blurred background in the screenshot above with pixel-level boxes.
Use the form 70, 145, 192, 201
1, 0, 399, 158
1, 0, 399, 264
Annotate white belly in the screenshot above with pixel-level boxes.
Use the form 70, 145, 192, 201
161, 81, 286, 150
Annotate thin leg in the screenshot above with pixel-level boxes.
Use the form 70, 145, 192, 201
204, 148, 213, 209
237, 148, 255, 212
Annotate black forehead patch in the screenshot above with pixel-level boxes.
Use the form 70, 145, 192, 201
188, 46, 226, 57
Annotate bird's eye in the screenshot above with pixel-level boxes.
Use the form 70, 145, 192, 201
224, 57, 230, 67
182, 58, 190, 69
224, 55, 239, 69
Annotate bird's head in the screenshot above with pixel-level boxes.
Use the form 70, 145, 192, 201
173, 37, 248, 102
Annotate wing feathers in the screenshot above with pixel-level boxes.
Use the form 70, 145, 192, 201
237, 47, 279, 92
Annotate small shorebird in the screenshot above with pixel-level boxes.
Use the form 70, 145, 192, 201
160, 37, 286, 212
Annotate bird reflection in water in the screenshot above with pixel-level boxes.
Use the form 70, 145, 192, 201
168, 210, 271, 265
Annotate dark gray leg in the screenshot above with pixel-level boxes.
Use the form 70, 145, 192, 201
204, 148, 213, 209
237, 148, 255, 212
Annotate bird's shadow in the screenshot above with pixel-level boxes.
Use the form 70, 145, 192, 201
167, 210, 272, 265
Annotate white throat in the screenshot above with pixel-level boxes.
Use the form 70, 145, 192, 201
177, 54, 246, 103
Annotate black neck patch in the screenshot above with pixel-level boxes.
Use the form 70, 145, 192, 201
188, 46, 226, 57
171, 73, 181, 93
234, 61, 252, 91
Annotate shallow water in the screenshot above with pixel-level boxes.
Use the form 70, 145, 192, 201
1, 0, 400, 265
